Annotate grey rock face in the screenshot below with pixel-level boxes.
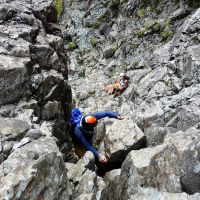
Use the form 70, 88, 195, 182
0, 118, 30, 140
42, 101, 60, 120
100, 129, 200, 199
0, 55, 30, 106
1, 0, 73, 161
63, 2, 200, 197
130, 188, 200, 200
25, 128, 42, 140
1, 0, 200, 199
104, 119, 146, 162
103, 47, 116, 59
0, 0, 73, 199
65, 151, 95, 184
0, 137, 70, 200
65, 151, 106, 200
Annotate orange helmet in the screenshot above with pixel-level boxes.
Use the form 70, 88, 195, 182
85, 116, 97, 124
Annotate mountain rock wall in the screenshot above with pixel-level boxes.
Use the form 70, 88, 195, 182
0, 0, 74, 199
1, 0, 200, 199
61, 0, 200, 199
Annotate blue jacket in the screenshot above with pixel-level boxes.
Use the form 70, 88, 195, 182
74, 111, 119, 158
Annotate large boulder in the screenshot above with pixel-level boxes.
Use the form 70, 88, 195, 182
0, 55, 30, 106
0, 137, 70, 200
101, 128, 200, 200
0, 118, 30, 141
65, 151, 95, 184
104, 119, 146, 162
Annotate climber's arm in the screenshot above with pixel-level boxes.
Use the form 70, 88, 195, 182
92, 111, 119, 120
74, 127, 99, 158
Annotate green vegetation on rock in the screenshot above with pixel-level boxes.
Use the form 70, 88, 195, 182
130, 61, 139, 70
131, 43, 139, 49
160, 21, 173, 40
109, 0, 119, 11
188, 0, 200, 8
54, 0, 64, 18
192, 36, 200, 44
152, 22, 161, 31
93, 21, 102, 29
67, 42, 77, 50
90, 38, 98, 47
136, 20, 173, 40
137, 9, 145, 18
92, 13, 110, 29
136, 27, 148, 37
160, 31, 173, 39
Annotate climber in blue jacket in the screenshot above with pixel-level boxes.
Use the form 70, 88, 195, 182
73, 111, 125, 163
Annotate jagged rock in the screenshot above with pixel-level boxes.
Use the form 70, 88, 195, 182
103, 47, 116, 59
101, 128, 200, 199
170, 8, 191, 21
46, 34, 64, 52
0, 104, 16, 117
32, 0, 57, 23
120, 1, 141, 17
30, 42, 54, 68
12, 137, 31, 152
100, 175, 121, 200
25, 128, 42, 140
104, 119, 146, 162
0, 141, 18, 163
103, 60, 117, 77
0, 137, 70, 200
65, 151, 95, 184
41, 100, 60, 120
0, 55, 30, 106
60, 142, 79, 163
136, 66, 171, 99
0, 37, 30, 57
164, 130, 200, 194
72, 170, 97, 199
38, 69, 71, 103
103, 169, 121, 183
92, 121, 106, 149
159, 85, 200, 133
39, 121, 54, 137
129, 187, 200, 200
30, 73, 43, 92
0, 0, 72, 199
0, 117, 30, 141
65, 162, 77, 181
144, 126, 174, 146
1, 0, 200, 199
181, 8, 200, 33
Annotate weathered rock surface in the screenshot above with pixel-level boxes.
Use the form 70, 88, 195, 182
1, 0, 200, 199
0, 55, 30, 105
0, 0, 73, 161
65, 151, 95, 184
0, 137, 70, 200
104, 119, 146, 162
0, 0, 73, 199
62, 0, 200, 198
100, 129, 200, 199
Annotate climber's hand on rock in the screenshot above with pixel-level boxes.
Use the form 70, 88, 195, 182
98, 154, 108, 164
117, 115, 127, 120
